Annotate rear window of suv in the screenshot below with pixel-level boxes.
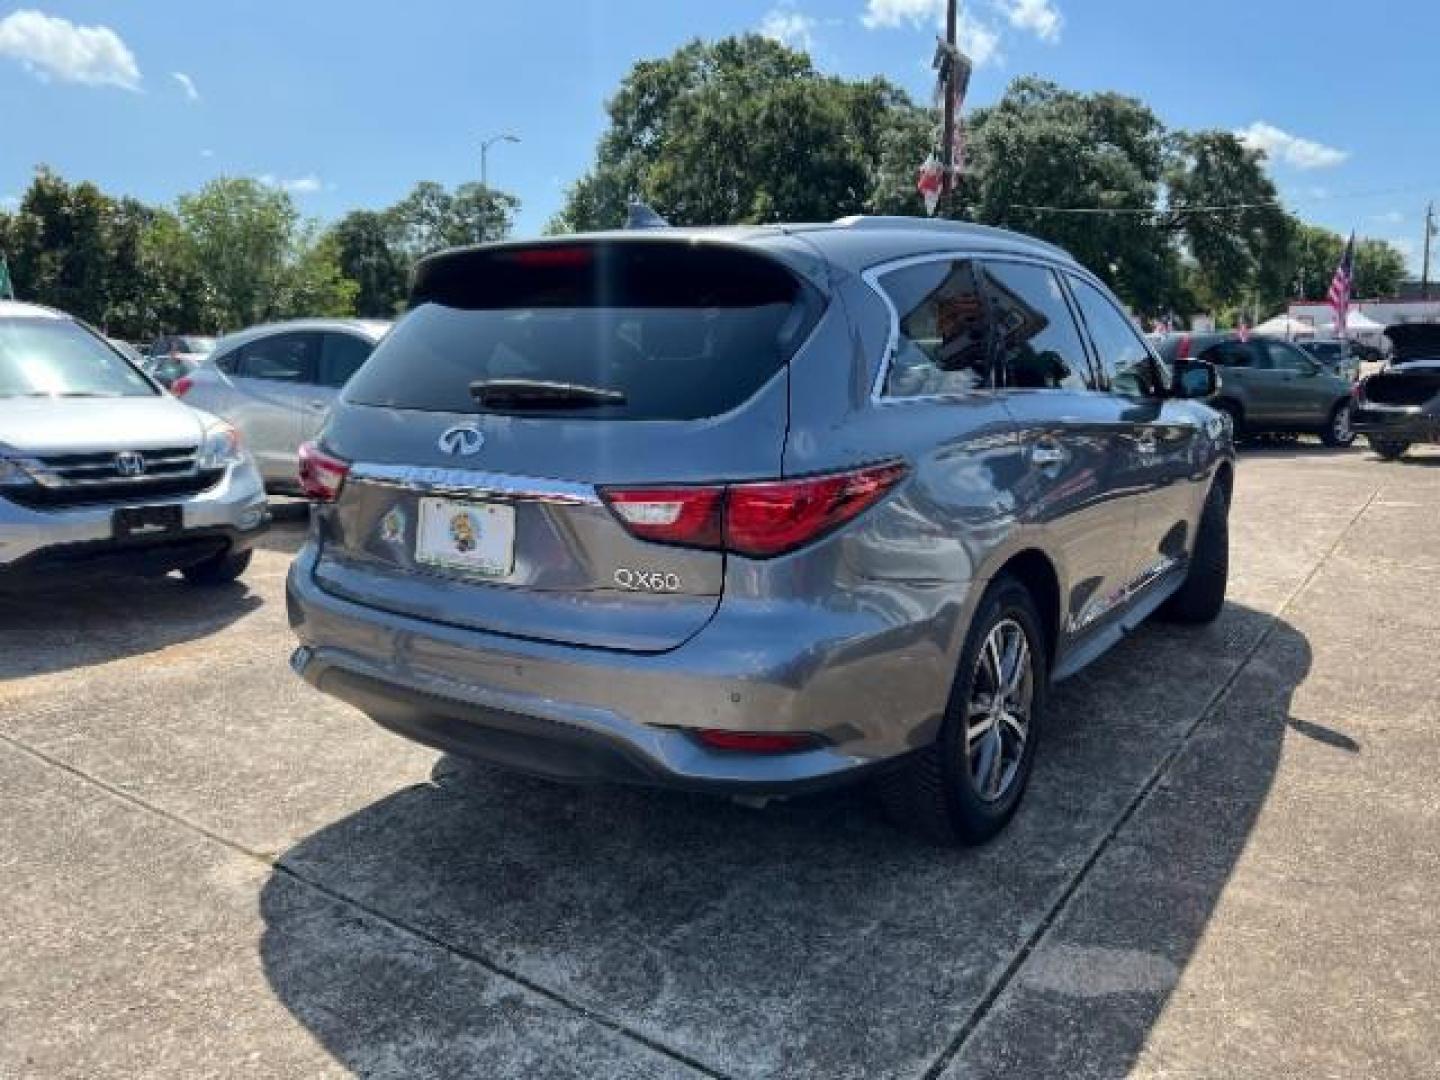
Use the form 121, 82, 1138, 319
344, 242, 821, 421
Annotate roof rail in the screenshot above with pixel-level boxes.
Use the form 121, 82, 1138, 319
831, 215, 1074, 260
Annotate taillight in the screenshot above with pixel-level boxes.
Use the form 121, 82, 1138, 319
171, 375, 193, 396
603, 487, 724, 548
694, 730, 820, 754
601, 461, 907, 559
297, 440, 350, 502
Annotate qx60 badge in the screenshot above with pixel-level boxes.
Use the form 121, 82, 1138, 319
614, 568, 683, 593
438, 425, 485, 456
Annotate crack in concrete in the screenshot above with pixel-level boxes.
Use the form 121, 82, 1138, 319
917, 482, 1385, 1080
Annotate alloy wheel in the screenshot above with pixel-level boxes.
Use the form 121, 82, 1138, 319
964, 618, 1034, 802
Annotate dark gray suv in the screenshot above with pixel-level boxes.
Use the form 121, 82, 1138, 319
1153, 332, 1357, 446
286, 217, 1234, 843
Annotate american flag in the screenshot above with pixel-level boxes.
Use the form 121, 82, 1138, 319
1328, 232, 1355, 339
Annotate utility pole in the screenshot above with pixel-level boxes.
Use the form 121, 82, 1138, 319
478, 132, 520, 241
1423, 201, 1434, 301
941, 0, 959, 195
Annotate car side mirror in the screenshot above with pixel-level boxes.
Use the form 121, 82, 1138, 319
1172, 359, 1218, 399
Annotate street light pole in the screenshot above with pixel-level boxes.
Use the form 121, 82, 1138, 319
479, 132, 520, 241
1422, 201, 1434, 301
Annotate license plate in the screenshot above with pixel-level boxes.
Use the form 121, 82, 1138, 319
415, 497, 515, 578
113, 504, 183, 540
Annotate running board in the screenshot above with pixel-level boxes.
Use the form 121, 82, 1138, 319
1050, 566, 1187, 684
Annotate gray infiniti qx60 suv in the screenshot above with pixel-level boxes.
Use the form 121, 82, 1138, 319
286, 217, 1234, 843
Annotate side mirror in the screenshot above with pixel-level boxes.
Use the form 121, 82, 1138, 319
1172, 359, 1218, 399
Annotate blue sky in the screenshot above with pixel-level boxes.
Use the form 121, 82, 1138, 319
0, 1, 1435, 270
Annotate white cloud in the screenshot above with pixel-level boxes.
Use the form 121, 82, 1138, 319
860, 0, 1002, 66
0, 10, 140, 90
258, 173, 324, 195
760, 7, 818, 53
199, 148, 215, 159
1369, 210, 1405, 225
998, 0, 1062, 42
171, 71, 199, 102
1236, 122, 1348, 170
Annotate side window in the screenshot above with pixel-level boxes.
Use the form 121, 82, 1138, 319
1265, 341, 1316, 372
1069, 277, 1163, 397
1199, 342, 1252, 368
235, 332, 317, 383
982, 261, 1095, 391
213, 346, 239, 375
318, 333, 374, 388
877, 259, 992, 397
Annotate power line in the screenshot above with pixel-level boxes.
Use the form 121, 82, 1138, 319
1011, 200, 1282, 216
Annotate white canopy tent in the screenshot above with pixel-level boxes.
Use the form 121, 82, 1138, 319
1322, 310, 1387, 335
1254, 313, 1316, 337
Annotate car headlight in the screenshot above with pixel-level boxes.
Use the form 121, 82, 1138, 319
197, 423, 246, 470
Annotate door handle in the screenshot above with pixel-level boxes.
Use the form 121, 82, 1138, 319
1031, 439, 1068, 468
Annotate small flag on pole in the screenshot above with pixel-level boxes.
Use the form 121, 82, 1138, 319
1328, 232, 1355, 340
0, 254, 14, 301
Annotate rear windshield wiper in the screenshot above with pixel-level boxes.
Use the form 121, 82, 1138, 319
469, 379, 627, 409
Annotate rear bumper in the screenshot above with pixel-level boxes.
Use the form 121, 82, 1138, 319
286, 544, 972, 794
1352, 408, 1440, 443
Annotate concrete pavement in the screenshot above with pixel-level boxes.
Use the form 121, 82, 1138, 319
1, 447, 1437, 1078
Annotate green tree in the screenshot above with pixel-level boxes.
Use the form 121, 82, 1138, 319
176, 178, 298, 329
331, 209, 409, 317
553, 35, 932, 231
274, 228, 358, 318
1163, 130, 1295, 315
4, 167, 115, 324
1290, 225, 1407, 302
386, 180, 518, 259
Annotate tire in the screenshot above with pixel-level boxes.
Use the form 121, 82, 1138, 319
181, 547, 253, 586
1213, 399, 1245, 442
1368, 436, 1410, 461
1160, 482, 1229, 624
879, 576, 1046, 845
1320, 400, 1357, 448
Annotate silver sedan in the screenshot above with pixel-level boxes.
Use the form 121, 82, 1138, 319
176, 318, 390, 493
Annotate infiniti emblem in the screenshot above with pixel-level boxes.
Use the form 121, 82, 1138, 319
115, 450, 146, 477
438, 425, 484, 456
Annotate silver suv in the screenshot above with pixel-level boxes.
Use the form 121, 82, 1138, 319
286, 218, 1235, 843
0, 302, 269, 587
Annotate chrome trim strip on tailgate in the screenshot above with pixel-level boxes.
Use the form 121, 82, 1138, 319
348, 463, 601, 506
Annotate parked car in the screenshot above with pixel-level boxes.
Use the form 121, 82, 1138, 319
1300, 338, 1361, 381
146, 334, 216, 388
1152, 332, 1357, 446
107, 338, 147, 368
0, 302, 268, 587
285, 217, 1234, 844
1352, 324, 1440, 460
174, 319, 390, 493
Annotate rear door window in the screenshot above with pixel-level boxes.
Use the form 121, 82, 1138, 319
982, 261, 1095, 390
876, 258, 993, 397
235, 332, 318, 383
1200, 342, 1254, 368
344, 243, 819, 421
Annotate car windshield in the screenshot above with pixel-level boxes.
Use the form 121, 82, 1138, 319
0, 319, 157, 399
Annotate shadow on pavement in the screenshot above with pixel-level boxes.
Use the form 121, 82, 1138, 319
0, 574, 262, 681
259, 603, 1309, 1080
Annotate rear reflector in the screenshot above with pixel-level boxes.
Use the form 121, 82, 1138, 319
601, 461, 907, 559
297, 441, 350, 502
695, 730, 820, 754
170, 375, 193, 397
